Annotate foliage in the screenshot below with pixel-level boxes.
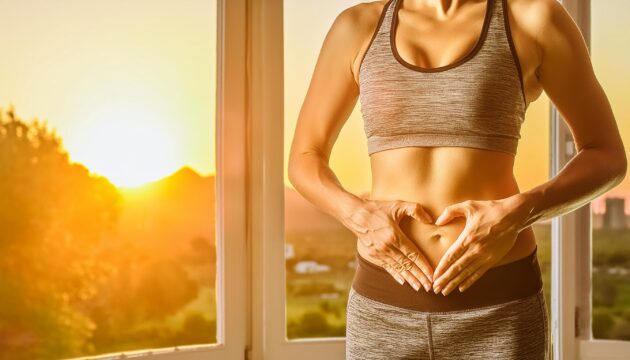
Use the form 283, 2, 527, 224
0, 106, 216, 359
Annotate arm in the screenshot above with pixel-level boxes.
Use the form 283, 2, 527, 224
430, 0, 627, 295
512, 0, 627, 229
286, 5, 366, 229
287, 2, 436, 291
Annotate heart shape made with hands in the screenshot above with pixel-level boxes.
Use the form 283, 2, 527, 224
361, 197, 518, 295
395, 203, 476, 294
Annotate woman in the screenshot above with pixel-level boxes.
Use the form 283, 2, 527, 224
287, 0, 626, 359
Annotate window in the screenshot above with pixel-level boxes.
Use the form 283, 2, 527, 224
590, 0, 630, 343
555, 1, 630, 359
0, 1, 247, 359
8, 0, 626, 358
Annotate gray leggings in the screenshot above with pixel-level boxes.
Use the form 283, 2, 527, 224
345, 286, 550, 360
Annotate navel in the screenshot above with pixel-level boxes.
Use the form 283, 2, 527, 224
429, 233, 442, 242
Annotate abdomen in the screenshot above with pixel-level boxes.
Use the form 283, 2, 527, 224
358, 146, 537, 270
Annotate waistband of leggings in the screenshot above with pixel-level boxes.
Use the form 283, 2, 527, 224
351, 246, 543, 312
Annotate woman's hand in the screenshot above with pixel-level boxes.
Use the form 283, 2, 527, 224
430, 195, 531, 295
344, 199, 436, 292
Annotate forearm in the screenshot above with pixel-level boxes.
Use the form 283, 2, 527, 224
512, 146, 627, 232
288, 152, 368, 233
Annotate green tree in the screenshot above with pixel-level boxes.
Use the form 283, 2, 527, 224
592, 308, 615, 339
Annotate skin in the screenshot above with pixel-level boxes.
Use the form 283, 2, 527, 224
287, 0, 627, 295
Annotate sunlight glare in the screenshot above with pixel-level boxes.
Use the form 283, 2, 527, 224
72, 107, 182, 187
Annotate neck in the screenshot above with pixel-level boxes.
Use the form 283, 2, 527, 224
406, 0, 469, 17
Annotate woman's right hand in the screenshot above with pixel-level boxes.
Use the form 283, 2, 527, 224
342, 198, 435, 292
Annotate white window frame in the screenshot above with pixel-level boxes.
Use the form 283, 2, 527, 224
255, 1, 630, 360
250, 0, 346, 357
66, 0, 249, 359
557, 1, 630, 359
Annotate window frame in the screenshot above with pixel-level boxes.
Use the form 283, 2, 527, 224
65, 0, 249, 359
558, 0, 630, 359
251, 0, 347, 357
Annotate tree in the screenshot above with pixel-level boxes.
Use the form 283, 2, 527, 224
0, 105, 121, 359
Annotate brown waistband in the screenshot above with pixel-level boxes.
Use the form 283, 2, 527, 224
351, 246, 543, 312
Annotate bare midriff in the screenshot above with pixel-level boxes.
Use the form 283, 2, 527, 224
356, 146, 538, 271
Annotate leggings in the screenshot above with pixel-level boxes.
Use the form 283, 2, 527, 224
345, 248, 550, 359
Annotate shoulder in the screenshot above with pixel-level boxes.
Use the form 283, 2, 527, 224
504, 0, 557, 42
327, 0, 391, 55
334, 0, 390, 27
505, 0, 578, 52
506, 0, 580, 69
325, 1, 391, 83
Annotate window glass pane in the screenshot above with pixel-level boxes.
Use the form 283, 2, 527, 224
284, 0, 552, 341
0, 1, 218, 358
590, 0, 630, 341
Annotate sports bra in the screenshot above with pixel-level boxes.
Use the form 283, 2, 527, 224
358, 0, 529, 156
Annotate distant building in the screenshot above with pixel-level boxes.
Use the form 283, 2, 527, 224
592, 212, 604, 230
294, 260, 330, 274
603, 197, 627, 229
285, 243, 295, 259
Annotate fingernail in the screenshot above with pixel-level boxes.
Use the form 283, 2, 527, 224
424, 283, 431, 292
412, 282, 420, 291
433, 286, 441, 294
397, 277, 404, 285
441, 288, 448, 296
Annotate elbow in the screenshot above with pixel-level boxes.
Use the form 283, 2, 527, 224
287, 156, 303, 189
610, 151, 627, 185
614, 157, 627, 184
287, 147, 324, 188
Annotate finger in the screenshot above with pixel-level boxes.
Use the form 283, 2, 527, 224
385, 253, 419, 289
402, 202, 434, 224
381, 263, 407, 286
395, 234, 435, 283
434, 202, 468, 226
432, 251, 476, 293
458, 264, 492, 292
432, 228, 471, 280
399, 243, 433, 287
390, 249, 433, 292
439, 260, 484, 296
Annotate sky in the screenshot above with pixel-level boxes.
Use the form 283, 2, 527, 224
0, 0, 626, 210
0, 0, 217, 186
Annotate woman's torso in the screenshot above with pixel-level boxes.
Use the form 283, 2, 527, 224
352, 0, 544, 270
358, 146, 537, 270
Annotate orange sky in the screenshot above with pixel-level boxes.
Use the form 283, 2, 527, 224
0, 0, 626, 210
0, 0, 217, 187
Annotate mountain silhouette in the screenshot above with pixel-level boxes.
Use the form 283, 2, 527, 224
116, 166, 216, 256
114, 167, 361, 256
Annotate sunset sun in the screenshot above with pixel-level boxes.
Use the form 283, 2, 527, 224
70, 106, 183, 187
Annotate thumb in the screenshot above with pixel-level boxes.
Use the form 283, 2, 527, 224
434, 203, 466, 226
400, 201, 433, 224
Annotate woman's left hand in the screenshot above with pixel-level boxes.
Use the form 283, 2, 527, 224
430, 195, 532, 295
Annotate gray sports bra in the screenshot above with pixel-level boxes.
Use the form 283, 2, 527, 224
358, 0, 528, 156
